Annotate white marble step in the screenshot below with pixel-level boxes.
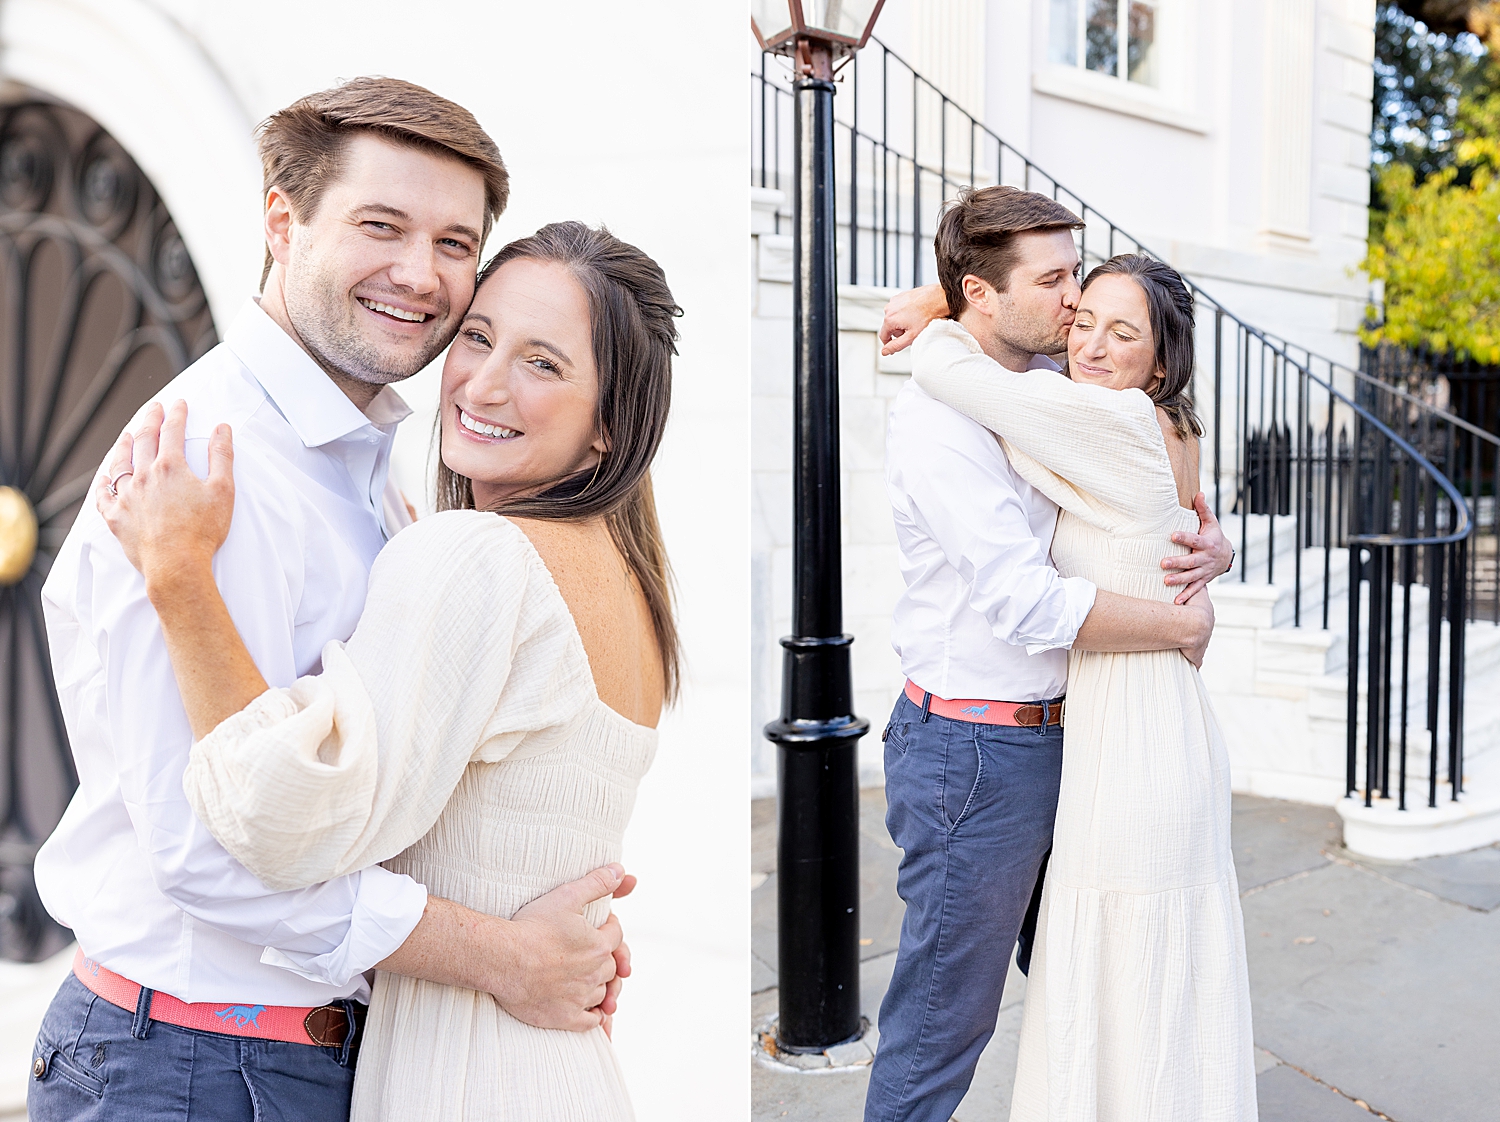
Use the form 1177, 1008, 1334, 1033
1212, 545, 1351, 631
1308, 618, 1500, 722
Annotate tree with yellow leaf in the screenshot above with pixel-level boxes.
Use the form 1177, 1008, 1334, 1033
1365, 53, 1500, 362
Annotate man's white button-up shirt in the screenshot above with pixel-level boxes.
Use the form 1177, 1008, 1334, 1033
886, 354, 1098, 703
36, 300, 428, 1006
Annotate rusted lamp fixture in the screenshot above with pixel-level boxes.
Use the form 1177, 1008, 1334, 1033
754, 0, 885, 1058
751, 0, 886, 75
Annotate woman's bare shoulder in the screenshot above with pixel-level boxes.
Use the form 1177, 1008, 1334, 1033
1154, 407, 1200, 460
503, 516, 611, 577
1155, 406, 1201, 506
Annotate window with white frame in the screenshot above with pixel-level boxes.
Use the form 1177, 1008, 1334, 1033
1048, 0, 1158, 88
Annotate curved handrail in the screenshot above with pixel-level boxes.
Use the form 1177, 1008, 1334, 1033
1345, 360, 1500, 449
1182, 286, 1472, 546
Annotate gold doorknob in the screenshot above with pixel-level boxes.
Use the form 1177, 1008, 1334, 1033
0, 486, 39, 585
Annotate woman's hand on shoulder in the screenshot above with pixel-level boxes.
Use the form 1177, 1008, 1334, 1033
1164, 492, 1232, 603
95, 400, 235, 586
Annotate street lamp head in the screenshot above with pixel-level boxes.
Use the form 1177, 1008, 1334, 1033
751, 0, 886, 74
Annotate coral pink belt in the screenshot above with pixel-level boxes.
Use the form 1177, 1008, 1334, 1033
72, 949, 355, 1046
904, 680, 1064, 727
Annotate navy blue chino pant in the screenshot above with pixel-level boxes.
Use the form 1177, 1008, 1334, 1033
863, 691, 1063, 1122
29, 973, 358, 1121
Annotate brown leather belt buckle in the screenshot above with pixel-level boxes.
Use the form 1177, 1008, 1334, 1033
1011, 703, 1062, 728
304, 1005, 350, 1048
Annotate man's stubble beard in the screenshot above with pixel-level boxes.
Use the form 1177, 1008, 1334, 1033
988, 300, 1069, 361
286, 265, 456, 388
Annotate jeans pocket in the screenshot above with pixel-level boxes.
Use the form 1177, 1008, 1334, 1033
940, 730, 983, 832
34, 1043, 105, 1100
883, 719, 908, 755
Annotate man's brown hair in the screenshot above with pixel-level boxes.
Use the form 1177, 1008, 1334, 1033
933, 186, 1083, 316
256, 77, 509, 286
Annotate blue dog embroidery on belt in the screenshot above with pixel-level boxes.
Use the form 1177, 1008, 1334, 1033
960, 704, 990, 718
215, 1004, 266, 1029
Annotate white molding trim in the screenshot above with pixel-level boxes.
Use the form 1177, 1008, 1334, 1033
1031, 64, 1209, 135
0, 0, 264, 331
1260, 0, 1316, 239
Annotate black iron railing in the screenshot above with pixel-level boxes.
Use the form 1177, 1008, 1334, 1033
752, 43, 1488, 809
1357, 345, 1499, 625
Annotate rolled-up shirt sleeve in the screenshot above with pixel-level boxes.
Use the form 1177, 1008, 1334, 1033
83, 438, 427, 987
898, 420, 1096, 654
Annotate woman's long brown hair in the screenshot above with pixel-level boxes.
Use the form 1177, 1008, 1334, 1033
436, 221, 682, 702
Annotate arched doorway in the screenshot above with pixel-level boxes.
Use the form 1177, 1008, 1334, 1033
0, 97, 215, 962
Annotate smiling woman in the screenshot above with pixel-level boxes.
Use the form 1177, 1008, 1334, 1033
441, 257, 605, 505
1069, 254, 1203, 443
437, 222, 683, 706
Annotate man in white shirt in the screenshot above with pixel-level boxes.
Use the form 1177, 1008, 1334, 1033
30, 79, 631, 1122
862, 186, 1232, 1122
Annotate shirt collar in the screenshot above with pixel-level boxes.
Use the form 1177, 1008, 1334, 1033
1028, 352, 1063, 373
222, 300, 413, 446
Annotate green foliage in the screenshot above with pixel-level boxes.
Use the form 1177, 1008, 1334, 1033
1372, 2, 1489, 197
1363, 158, 1500, 362
1456, 74, 1500, 167
1365, 7, 1500, 359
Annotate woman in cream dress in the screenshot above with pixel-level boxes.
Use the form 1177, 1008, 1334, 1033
910, 255, 1256, 1120
94, 222, 679, 1121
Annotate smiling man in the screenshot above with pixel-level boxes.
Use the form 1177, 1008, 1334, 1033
29, 79, 633, 1122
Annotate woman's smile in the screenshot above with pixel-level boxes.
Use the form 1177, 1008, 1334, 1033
1071, 359, 1112, 379
456, 405, 522, 440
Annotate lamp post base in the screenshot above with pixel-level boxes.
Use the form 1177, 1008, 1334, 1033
755, 1014, 876, 1071
767, 635, 868, 1053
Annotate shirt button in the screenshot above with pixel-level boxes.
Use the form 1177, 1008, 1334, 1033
33, 1056, 46, 1078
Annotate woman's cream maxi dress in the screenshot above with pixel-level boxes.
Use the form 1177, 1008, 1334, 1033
912, 321, 1256, 1122
180, 510, 655, 1122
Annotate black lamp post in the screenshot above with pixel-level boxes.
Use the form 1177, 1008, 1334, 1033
753, 0, 885, 1055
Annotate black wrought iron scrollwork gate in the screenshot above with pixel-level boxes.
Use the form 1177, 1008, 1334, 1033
0, 98, 216, 962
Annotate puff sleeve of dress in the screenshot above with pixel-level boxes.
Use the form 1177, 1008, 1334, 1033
910, 319, 1181, 535
182, 510, 589, 891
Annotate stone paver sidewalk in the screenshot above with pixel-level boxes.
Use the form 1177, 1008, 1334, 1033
752, 790, 1500, 1121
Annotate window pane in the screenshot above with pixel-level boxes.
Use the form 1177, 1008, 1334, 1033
1128, 1, 1158, 86
802, 0, 882, 41
1085, 0, 1119, 77
1049, 0, 1079, 66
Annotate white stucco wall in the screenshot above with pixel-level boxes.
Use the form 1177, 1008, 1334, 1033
0, 3, 749, 1116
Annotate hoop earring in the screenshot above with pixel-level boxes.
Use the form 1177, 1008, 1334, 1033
579, 454, 604, 496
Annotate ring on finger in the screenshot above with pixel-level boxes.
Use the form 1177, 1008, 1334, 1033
107, 469, 133, 497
